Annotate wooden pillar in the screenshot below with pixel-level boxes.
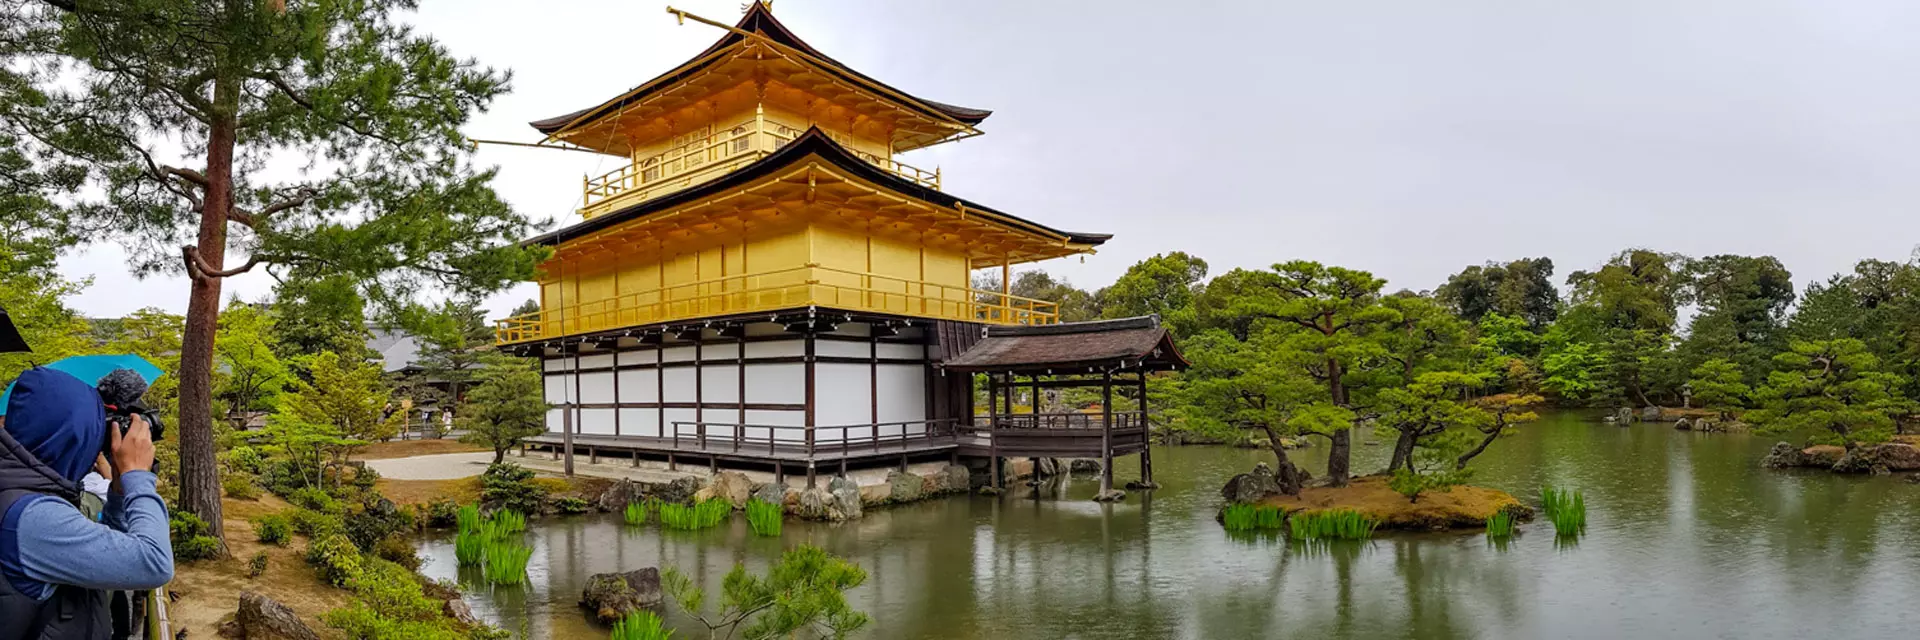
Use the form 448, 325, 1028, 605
804, 330, 818, 484
1138, 371, 1153, 485
589, 445, 598, 465
565, 347, 579, 476
1099, 370, 1113, 495
656, 340, 665, 442
737, 332, 747, 432
988, 373, 1001, 490
612, 346, 623, 438
694, 329, 704, 439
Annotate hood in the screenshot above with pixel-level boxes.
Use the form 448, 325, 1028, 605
2, 368, 106, 484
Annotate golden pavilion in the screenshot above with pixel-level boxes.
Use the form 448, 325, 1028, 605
497, 3, 1181, 496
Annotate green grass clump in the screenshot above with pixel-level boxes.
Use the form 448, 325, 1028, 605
746, 499, 783, 537
494, 509, 527, 534
1539, 486, 1587, 535
480, 539, 532, 585
1485, 511, 1516, 539
1222, 504, 1286, 532
456, 504, 482, 532
623, 501, 651, 527
660, 499, 732, 531
610, 610, 675, 640
1287, 509, 1378, 541
454, 529, 486, 567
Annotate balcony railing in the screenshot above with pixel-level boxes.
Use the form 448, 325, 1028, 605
581, 113, 940, 216
494, 264, 1056, 344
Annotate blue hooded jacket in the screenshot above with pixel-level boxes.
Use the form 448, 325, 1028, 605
3, 368, 107, 484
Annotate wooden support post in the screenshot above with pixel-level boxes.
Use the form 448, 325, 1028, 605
566, 349, 580, 477
667, 452, 677, 471
1100, 370, 1113, 496
632, 450, 641, 468
1139, 371, 1153, 485
589, 446, 598, 465
806, 461, 817, 489
775, 461, 784, 486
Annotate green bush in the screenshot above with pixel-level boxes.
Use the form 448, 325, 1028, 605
252, 514, 292, 545
374, 535, 421, 571
554, 496, 591, 514
223, 470, 263, 499
289, 486, 341, 514
263, 458, 316, 497
225, 445, 265, 474
306, 534, 362, 587
422, 499, 460, 529
289, 508, 346, 539
169, 511, 221, 562
322, 604, 466, 640
480, 463, 547, 514
247, 551, 269, 578
346, 497, 415, 553
352, 464, 381, 492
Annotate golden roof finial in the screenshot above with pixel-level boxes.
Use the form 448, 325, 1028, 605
742, 0, 773, 14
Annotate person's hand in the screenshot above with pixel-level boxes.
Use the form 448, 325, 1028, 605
109, 414, 155, 478
93, 453, 111, 478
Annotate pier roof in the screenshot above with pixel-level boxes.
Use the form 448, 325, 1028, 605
940, 316, 1189, 374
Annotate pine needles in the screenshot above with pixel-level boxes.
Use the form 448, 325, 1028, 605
610, 610, 675, 640
745, 499, 783, 537
1287, 509, 1378, 541
1539, 486, 1587, 536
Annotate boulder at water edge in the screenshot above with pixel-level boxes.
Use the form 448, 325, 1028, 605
1761, 442, 1808, 468
938, 464, 970, 493
221, 591, 321, 640
710, 471, 755, 507
594, 479, 644, 513
1070, 459, 1103, 474
829, 475, 863, 519
655, 476, 703, 505
751, 481, 789, 506
580, 568, 664, 624
1220, 462, 1284, 504
887, 470, 924, 502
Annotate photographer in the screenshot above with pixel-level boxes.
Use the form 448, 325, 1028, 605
0, 367, 172, 639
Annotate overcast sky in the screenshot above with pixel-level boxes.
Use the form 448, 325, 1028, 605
55, 0, 1920, 319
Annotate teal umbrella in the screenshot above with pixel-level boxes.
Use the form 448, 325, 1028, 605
0, 354, 164, 416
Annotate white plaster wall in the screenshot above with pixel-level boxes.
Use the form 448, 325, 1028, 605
744, 363, 804, 404
703, 364, 741, 403
661, 346, 697, 363
876, 364, 927, 430
616, 349, 659, 367
663, 367, 696, 402
619, 408, 661, 438
703, 342, 741, 360
616, 369, 659, 403
815, 362, 872, 441
579, 372, 615, 404
578, 408, 616, 435
744, 340, 803, 358
815, 339, 871, 358
542, 358, 570, 372
543, 373, 577, 404
579, 353, 615, 369
545, 407, 565, 434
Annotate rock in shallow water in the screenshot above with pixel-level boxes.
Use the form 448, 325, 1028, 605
580, 568, 663, 624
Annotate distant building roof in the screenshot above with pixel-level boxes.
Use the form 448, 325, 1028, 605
368, 328, 423, 374
939, 316, 1189, 374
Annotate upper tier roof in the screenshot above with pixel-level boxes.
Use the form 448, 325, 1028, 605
523, 127, 1111, 256
530, 3, 990, 141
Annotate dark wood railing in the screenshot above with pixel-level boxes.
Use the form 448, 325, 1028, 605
668, 419, 959, 461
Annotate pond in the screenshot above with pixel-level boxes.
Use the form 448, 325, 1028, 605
418, 413, 1920, 639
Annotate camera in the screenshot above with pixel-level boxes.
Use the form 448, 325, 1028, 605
98, 368, 165, 441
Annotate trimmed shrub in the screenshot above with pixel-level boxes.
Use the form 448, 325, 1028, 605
480, 463, 547, 514
252, 514, 292, 545
306, 534, 362, 587
554, 496, 591, 514
289, 486, 341, 514
289, 508, 346, 539
422, 499, 460, 529
374, 535, 421, 571
223, 470, 263, 499
169, 511, 221, 562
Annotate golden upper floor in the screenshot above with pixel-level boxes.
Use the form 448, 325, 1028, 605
534, 3, 984, 216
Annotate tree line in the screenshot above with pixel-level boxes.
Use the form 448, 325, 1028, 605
1024, 249, 1920, 497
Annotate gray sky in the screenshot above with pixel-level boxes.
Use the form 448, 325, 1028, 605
56, 0, 1920, 319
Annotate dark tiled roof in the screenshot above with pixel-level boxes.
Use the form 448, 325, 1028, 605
940, 316, 1189, 373
530, 3, 989, 136
523, 127, 1111, 248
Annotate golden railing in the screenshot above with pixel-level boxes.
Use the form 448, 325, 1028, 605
494, 264, 1057, 344
581, 111, 940, 215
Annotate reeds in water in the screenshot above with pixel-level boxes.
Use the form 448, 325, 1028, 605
610, 610, 675, 640
1539, 486, 1587, 535
1222, 504, 1286, 531
480, 538, 532, 585
745, 499, 783, 537
456, 504, 482, 532
659, 498, 732, 531
623, 501, 651, 527
454, 528, 485, 566
493, 509, 527, 534
1287, 509, 1379, 541
1485, 511, 1516, 539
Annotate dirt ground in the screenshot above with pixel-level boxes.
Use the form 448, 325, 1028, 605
166, 495, 351, 639
357, 438, 488, 460
1257, 476, 1526, 530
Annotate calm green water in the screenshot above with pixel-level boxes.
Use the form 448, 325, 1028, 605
419, 413, 1920, 639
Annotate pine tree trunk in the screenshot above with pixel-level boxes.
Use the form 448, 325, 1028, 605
1325, 357, 1352, 486
175, 77, 241, 554
1388, 429, 1416, 472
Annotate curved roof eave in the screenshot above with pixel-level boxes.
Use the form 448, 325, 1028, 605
522, 127, 1109, 249
530, 3, 990, 136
